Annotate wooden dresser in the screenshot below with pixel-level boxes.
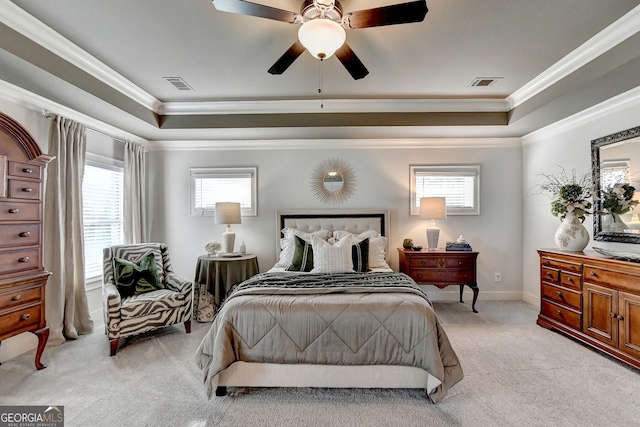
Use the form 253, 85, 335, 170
0, 112, 53, 369
398, 248, 479, 313
538, 249, 640, 370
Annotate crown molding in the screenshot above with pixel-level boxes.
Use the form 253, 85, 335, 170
0, 79, 149, 145
508, 4, 640, 109
522, 84, 640, 145
158, 98, 510, 115
147, 137, 522, 151
0, 0, 161, 112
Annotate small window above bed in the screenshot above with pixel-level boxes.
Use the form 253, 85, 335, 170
190, 167, 257, 216
410, 165, 480, 216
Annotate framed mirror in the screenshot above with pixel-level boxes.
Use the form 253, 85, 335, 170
592, 126, 640, 243
310, 158, 356, 205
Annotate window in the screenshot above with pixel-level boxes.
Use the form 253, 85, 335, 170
600, 159, 630, 189
190, 167, 257, 216
82, 155, 124, 281
410, 165, 480, 215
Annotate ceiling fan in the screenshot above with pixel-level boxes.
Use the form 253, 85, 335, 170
211, 0, 428, 80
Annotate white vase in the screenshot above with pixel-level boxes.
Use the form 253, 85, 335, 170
603, 212, 627, 232
554, 212, 589, 252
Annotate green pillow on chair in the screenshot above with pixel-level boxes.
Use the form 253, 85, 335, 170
113, 252, 164, 298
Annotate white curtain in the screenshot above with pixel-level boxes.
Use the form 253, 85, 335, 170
44, 115, 94, 345
124, 141, 146, 243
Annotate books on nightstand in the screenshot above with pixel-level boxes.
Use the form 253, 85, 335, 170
446, 241, 473, 251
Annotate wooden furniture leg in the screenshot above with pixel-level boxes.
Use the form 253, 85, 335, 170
468, 284, 479, 313
110, 339, 119, 356
34, 326, 49, 370
215, 386, 227, 396
184, 320, 192, 334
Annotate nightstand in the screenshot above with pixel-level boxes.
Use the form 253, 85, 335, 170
193, 254, 259, 321
398, 248, 479, 313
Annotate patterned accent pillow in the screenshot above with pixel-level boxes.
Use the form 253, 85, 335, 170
286, 236, 314, 272
352, 238, 371, 272
310, 234, 354, 273
114, 251, 164, 297
279, 229, 331, 268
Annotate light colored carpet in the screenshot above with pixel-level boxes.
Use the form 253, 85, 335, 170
1, 301, 639, 427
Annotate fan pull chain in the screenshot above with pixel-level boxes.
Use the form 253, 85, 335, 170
318, 59, 324, 109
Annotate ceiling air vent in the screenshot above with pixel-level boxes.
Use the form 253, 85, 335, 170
469, 77, 502, 87
163, 77, 194, 91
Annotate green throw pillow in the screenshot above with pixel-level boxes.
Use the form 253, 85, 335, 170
352, 238, 371, 272
286, 236, 314, 272
113, 252, 164, 297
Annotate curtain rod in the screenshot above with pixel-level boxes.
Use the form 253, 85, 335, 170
41, 109, 129, 145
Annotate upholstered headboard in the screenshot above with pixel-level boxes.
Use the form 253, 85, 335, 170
275, 209, 390, 260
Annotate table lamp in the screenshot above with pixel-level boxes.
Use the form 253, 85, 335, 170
215, 202, 241, 253
419, 197, 447, 251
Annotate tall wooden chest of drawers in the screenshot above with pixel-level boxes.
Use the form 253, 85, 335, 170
0, 112, 53, 369
398, 248, 479, 313
538, 249, 640, 370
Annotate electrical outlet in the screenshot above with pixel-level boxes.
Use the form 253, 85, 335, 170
495, 273, 502, 282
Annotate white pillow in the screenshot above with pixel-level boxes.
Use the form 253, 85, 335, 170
310, 234, 354, 273
332, 229, 379, 241
368, 236, 389, 268
282, 228, 331, 241
277, 229, 332, 268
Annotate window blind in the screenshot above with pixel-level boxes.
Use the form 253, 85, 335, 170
415, 173, 475, 210
82, 163, 124, 280
194, 174, 252, 210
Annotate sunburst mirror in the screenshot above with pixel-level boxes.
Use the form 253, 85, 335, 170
310, 159, 356, 205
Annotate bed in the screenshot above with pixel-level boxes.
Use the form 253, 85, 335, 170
195, 209, 463, 403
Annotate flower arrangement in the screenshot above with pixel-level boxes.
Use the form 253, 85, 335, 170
205, 240, 221, 255
599, 182, 639, 215
535, 168, 593, 222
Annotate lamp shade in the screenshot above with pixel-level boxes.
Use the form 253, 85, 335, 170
298, 19, 346, 59
214, 202, 241, 225
419, 197, 447, 219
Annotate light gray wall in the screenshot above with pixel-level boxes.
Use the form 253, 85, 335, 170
147, 143, 524, 302
522, 101, 640, 305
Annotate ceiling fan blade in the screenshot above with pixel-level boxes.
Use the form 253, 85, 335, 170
212, 0, 299, 23
335, 44, 369, 80
268, 41, 306, 75
345, 0, 428, 29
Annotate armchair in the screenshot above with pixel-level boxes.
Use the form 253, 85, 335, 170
102, 243, 192, 355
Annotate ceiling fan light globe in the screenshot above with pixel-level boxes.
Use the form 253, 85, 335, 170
298, 19, 346, 60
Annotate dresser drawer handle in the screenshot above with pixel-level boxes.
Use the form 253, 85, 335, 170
22, 168, 33, 174
21, 313, 31, 321
567, 277, 574, 283
18, 256, 30, 263
461, 274, 468, 279
416, 274, 422, 278
19, 231, 31, 237
8, 208, 19, 214
590, 272, 597, 276
458, 261, 462, 265
611, 313, 624, 320
420, 260, 426, 265
546, 272, 553, 277
556, 291, 563, 298
12, 294, 22, 301
22, 187, 33, 192
556, 310, 562, 316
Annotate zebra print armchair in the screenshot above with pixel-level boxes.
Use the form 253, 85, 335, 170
102, 243, 192, 356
